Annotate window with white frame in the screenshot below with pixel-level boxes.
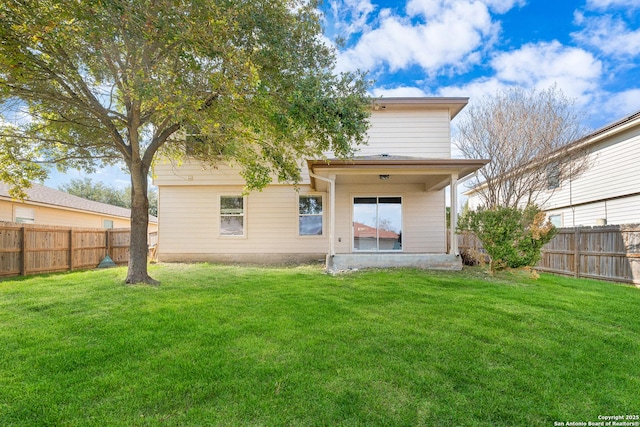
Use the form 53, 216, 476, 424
103, 219, 114, 229
549, 214, 562, 228
220, 195, 245, 236
14, 207, 35, 224
299, 194, 323, 236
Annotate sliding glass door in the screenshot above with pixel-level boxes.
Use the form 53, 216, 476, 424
353, 197, 402, 252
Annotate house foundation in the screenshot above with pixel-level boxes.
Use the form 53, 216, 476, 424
326, 253, 462, 273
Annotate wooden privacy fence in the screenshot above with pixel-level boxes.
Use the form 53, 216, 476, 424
0, 223, 130, 278
457, 225, 640, 285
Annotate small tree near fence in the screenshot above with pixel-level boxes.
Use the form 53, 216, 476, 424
457, 205, 556, 272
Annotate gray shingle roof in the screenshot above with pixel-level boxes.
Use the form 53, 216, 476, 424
0, 181, 158, 222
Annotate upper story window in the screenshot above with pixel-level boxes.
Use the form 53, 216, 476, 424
220, 195, 245, 236
546, 164, 561, 190
299, 195, 323, 236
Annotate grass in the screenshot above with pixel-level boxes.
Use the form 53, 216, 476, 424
0, 264, 639, 426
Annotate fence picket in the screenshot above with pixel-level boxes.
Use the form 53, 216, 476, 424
0, 223, 132, 278
458, 225, 640, 285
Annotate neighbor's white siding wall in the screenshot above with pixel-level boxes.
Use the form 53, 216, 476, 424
465, 121, 640, 227
333, 183, 446, 254
542, 124, 640, 226
545, 194, 640, 227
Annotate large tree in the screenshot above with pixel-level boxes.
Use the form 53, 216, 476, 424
0, 0, 371, 284
456, 86, 589, 209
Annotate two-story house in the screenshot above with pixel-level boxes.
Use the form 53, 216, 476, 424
153, 97, 488, 271
465, 110, 640, 227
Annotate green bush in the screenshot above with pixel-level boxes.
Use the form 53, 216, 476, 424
457, 205, 556, 271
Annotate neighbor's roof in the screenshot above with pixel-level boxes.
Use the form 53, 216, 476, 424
353, 222, 399, 239
564, 109, 640, 152
0, 181, 158, 222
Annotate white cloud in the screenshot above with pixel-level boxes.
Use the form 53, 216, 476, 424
484, 0, 527, 14
572, 13, 640, 57
437, 77, 513, 99
434, 41, 604, 116
327, 0, 376, 38
336, 0, 508, 75
490, 41, 602, 102
585, 0, 640, 10
371, 85, 429, 98
600, 88, 640, 118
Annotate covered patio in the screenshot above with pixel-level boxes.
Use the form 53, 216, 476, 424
307, 156, 489, 272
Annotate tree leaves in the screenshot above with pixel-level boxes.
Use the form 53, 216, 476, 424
1, 0, 371, 283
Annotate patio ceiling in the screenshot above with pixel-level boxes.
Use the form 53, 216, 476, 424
307, 157, 489, 192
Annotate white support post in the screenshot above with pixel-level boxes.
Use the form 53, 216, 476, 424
309, 172, 336, 257
329, 174, 336, 257
450, 173, 459, 255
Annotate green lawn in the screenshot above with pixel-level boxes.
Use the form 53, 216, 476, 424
1, 264, 639, 426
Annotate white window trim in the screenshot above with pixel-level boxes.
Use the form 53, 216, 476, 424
14, 207, 35, 224
549, 213, 562, 228
219, 194, 247, 238
297, 193, 325, 237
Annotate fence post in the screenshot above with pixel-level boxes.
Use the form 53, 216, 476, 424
69, 229, 74, 271
20, 226, 27, 276
574, 227, 580, 278
106, 229, 111, 259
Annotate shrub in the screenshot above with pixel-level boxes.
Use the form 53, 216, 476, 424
457, 205, 556, 271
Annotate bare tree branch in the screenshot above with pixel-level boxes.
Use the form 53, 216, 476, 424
457, 86, 590, 209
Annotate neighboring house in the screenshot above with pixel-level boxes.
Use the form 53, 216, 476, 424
153, 97, 488, 271
0, 181, 158, 233
465, 110, 640, 227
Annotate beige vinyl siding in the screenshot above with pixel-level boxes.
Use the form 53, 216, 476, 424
153, 160, 249, 187
359, 109, 452, 158
158, 185, 329, 260
153, 109, 454, 188
321, 109, 452, 159
333, 183, 446, 254
0, 199, 131, 228
0, 201, 13, 222
154, 158, 312, 187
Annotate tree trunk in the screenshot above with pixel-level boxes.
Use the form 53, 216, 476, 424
126, 160, 157, 285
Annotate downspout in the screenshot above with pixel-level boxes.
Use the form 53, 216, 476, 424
309, 172, 336, 257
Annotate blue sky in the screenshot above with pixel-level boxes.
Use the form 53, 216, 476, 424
321, 0, 640, 128
46, 0, 640, 189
